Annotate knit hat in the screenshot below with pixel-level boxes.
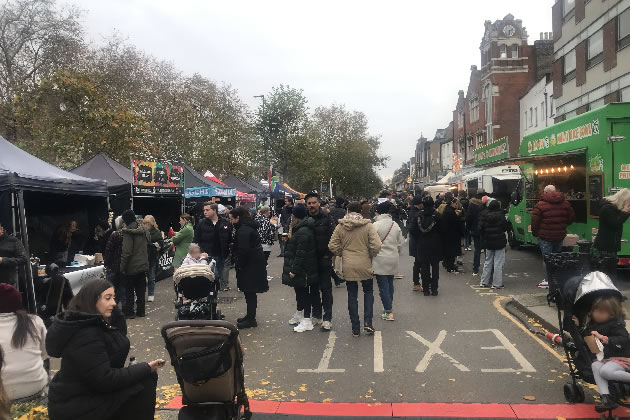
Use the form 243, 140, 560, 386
121, 209, 136, 226
376, 201, 392, 215
292, 204, 308, 220
0, 283, 22, 313
412, 195, 423, 206
422, 195, 435, 208
217, 204, 227, 215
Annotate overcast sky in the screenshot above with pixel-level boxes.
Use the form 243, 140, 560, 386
62, 0, 554, 180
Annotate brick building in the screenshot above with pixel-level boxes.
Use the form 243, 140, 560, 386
453, 14, 554, 166
552, 0, 630, 121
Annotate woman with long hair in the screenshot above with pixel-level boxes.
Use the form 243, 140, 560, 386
229, 207, 269, 329
49, 220, 82, 265
0, 284, 48, 401
46, 279, 164, 420
172, 214, 194, 269
142, 215, 163, 302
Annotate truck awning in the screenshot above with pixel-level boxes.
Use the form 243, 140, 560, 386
492, 174, 522, 180
503, 148, 587, 165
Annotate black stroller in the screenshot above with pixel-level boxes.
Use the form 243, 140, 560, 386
547, 251, 630, 417
161, 320, 251, 420
173, 264, 222, 321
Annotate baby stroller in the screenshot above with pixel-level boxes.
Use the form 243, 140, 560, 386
161, 320, 251, 420
173, 264, 222, 321
550, 266, 630, 417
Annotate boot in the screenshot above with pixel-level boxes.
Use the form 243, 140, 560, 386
237, 315, 249, 323
237, 317, 258, 329
595, 394, 619, 413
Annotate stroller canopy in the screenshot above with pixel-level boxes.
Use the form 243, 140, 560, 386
573, 271, 623, 312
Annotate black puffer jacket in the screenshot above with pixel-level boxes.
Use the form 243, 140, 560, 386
466, 197, 484, 236
584, 317, 630, 359
282, 218, 319, 287
594, 201, 630, 253
232, 218, 269, 294
329, 205, 346, 225
416, 207, 443, 259
442, 204, 465, 257
309, 209, 335, 260
194, 217, 231, 258
46, 309, 153, 420
480, 201, 508, 250
0, 232, 27, 285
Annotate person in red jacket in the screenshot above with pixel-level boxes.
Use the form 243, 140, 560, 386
531, 184, 576, 288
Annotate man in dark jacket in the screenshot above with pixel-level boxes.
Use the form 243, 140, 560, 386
531, 184, 576, 288
278, 198, 294, 257
407, 195, 423, 291
329, 197, 347, 224
0, 222, 27, 285
479, 200, 508, 289
466, 189, 487, 276
120, 209, 151, 319
306, 192, 336, 331
194, 202, 232, 290
416, 196, 443, 296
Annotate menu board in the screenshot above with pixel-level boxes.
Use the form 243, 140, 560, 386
588, 174, 603, 218
132, 159, 184, 195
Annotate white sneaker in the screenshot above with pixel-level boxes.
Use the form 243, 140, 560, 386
294, 318, 314, 332
311, 317, 323, 326
321, 321, 332, 331
267, 276, 273, 281
289, 311, 303, 325
537, 280, 549, 289
147, 295, 155, 302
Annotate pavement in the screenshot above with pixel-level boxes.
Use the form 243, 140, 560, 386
42, 241, 630, 420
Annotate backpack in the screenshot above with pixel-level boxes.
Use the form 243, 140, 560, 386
417, 211, 437, 233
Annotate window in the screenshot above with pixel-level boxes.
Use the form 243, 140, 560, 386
458, 111, 464, 128
529, 107, 533, 127
563, 49, 576, 83
500, 45, 507, 58
476, 133, 484, 148
524, 110, 528, 129
549, 96, 555, 117
484, 84, 492, 123
622, 86, 630, 102
588, 98, 605, 110
563, 0, 575, 21
565, 109, 577, 120
535, 107, 538, 126
587, 30, 603, 68
511, 44, 519, 58
470, 98, 479, 122
618, 8, 630, 50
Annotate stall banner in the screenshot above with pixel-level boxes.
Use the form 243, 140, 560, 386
522, 115, 599, 156
132, 159, 184, 195
474, 137, 508, 166
184, 186, 236, 198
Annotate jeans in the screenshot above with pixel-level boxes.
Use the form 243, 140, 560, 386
592, 361, 630, 395
481, 248, 505, 287
538, 239, 563, 282
412, 258, 420, 285
375, 274, 394, 312
472, 235, 482, 274
295, 286, 322, 318
147, 260, 157, 297
319, 259, 333, 322
222, 255, 231, 288
124, 272, 146, 316
244, 292, 258, 319
419, 255, 440, 293
346, 279, 374, 331
211, 255, 226, 289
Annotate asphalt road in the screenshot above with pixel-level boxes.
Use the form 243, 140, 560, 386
106, 240, 601, 408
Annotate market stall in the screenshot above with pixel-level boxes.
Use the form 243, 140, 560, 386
0, 137, 108, 311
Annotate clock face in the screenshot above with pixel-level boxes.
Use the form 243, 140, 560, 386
503, 24, 516, 37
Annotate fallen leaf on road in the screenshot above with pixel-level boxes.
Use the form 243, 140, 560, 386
323, 398, 333, 403
325, 379, 335, 383
448, 379, 456, 382
523, 396, 536, 401
260, 380, 270, 385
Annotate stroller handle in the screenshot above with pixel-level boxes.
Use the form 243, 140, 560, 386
160, 320, 239, 341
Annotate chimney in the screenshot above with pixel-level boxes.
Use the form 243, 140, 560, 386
540, 32, 543, 40
458, 90, 465, 98
470, 65, 478, 71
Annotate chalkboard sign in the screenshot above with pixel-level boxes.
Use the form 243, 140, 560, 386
589, 174, 603, 218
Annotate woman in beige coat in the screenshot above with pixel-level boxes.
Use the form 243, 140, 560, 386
329, 202, 382, 337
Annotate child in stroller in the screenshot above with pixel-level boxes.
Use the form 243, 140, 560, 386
173, 245, 221, 321
560, 271, 630, 414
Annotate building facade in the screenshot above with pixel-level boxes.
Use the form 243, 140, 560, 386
452, 14, 554, 166
441, 121, 454, 173
520, 73, 556, 141
552, 0, 630, 121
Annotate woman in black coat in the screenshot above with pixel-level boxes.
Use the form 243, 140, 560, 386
416, 196, 443, 296
46, 279, 165, 420
229, 207, 269, 329
593, 189, 630, 279
440, 193, 465, 273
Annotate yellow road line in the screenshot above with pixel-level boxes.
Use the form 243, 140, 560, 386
493, 296, 565, 363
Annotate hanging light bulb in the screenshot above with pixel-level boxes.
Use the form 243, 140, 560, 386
546, 169, 549, 174
570, 165, 574, 169
552, 168, 555, 173
564, 166, 568, 172
535, 169, 538, 175
558, 167, 562, 172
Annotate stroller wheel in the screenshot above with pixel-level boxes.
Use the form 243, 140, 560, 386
574, 384, 585, 403
564, 383, 578, 403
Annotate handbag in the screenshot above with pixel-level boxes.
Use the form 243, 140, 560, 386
38, 276, 66, 328
380, 222, 395, 243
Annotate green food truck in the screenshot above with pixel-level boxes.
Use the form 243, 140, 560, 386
507, 103, 630, 266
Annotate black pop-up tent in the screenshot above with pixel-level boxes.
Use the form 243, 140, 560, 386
71, 153, 132, 215
0, 137, 108, 311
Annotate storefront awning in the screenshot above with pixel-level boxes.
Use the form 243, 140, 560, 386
492, 174, 521, 181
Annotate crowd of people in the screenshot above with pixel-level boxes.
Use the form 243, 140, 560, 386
2, 183, 630, 419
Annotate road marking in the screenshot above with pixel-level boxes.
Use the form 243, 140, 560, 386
458, 329, 536, 372
493, 296, 565, 363
145, 306, 163, 315
297, 331, 345, 373
407, 330, 470, 373
374, 331, 384, 373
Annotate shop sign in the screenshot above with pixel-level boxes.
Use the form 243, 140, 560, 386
589, 154, 604, 172
620, 164, 630, 180
132, 159, 184, 195
525, 119, 599, 155
184, 186, 236, 198
474, 137, 508, 166
620, 172, 630, 180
